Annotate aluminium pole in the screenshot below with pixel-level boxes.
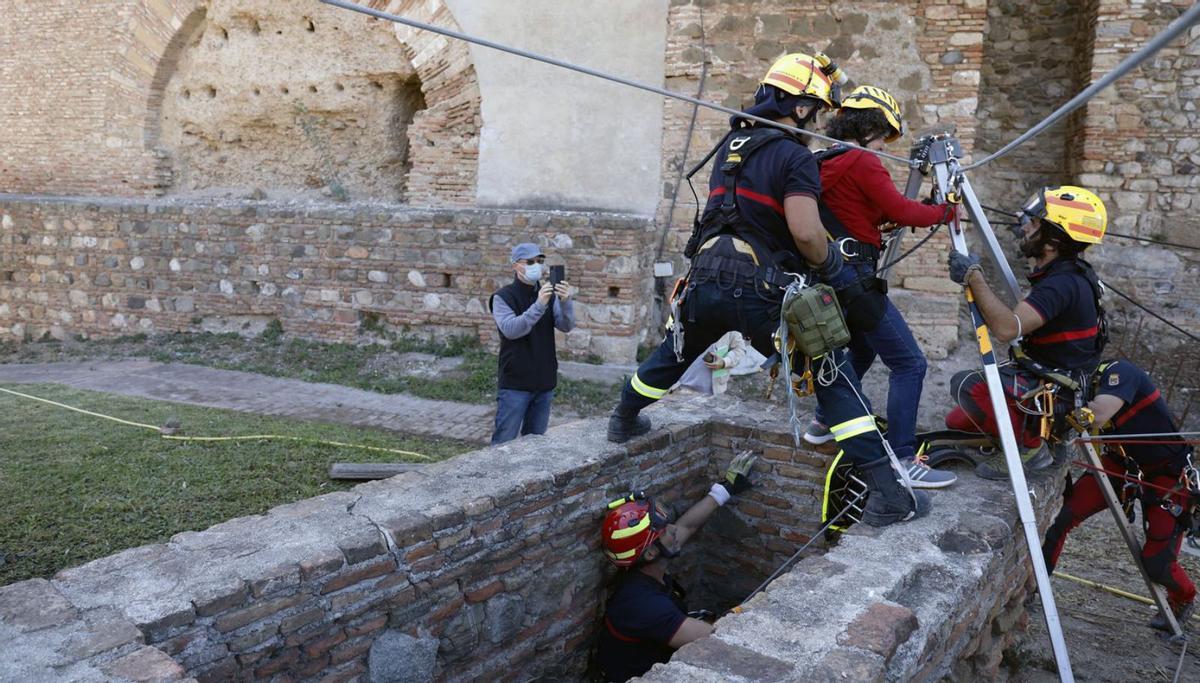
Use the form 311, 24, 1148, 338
927, 136, 1074, 682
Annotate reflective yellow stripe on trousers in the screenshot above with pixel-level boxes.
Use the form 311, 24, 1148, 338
630, 373, 668, 400
830, 415, 875, 441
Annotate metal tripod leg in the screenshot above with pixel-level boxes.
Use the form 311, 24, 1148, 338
877, 164, 926, 282
926, 134, 1075, 682
955, 174, 1022, 303
1076, 440, 1183, 637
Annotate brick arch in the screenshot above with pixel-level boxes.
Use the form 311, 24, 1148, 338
103, 0, 206, 194
374, 0, 482, 206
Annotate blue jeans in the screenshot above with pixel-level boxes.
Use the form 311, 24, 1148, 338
816, 271, 927, 460
491, 388, 554, 444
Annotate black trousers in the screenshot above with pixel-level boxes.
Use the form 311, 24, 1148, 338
616, 277, 888, 467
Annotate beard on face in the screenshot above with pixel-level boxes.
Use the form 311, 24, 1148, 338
1019, 228, 1044, 259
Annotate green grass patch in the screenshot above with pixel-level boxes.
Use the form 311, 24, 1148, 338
1, 331, 620, 417
0, 383, 472, 586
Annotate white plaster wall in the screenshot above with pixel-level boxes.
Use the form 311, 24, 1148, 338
445, 0, 667, 215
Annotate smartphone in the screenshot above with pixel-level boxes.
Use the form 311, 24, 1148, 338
549, 265, 566, 285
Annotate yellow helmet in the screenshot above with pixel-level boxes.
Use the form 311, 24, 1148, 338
760, 53, 837, 109
1020, 186, 1107, 245
840, 85, 904, 142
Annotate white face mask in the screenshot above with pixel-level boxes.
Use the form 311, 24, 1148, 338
523, 263, 544, 282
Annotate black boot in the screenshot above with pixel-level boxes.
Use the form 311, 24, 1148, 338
607, 409, 652, 443
859, 456, 931, 527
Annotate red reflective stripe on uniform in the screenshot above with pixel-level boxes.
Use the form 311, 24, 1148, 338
605, 616, 641, 643
707, 186, 785, 215
1027, 325, 1098, 345
1114, 388, 1162, 429
1046, 196, 1094, 211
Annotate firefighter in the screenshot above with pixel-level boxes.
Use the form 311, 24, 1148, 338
605, 53, 930, 527
802, 85, 957, 489
1043, 360, 1197, 631
946, 186, 1109, 479
595, 452, 755, 681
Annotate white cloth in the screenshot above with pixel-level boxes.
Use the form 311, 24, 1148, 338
675, 331, 749, 395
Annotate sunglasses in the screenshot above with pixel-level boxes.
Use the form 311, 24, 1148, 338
522, 257, 546, 265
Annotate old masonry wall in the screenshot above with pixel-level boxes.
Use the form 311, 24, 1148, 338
0, 396, 1065, 682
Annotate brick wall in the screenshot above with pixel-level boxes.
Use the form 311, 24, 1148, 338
1, 0, 479, 207
973, 0, 1089, 205
1070, 1, 1200, 341
0, 195, 654, 362
0, 397, 1067, 682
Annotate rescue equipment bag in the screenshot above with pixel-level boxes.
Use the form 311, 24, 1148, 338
782, 283, 851, 359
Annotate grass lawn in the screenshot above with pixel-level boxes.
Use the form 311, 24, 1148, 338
0, 383, 473, 587
0, 331, 621, 418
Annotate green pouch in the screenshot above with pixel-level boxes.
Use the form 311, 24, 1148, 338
782, 284, 851, 358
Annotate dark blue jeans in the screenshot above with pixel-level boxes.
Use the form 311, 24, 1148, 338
491, 388, 554, 444
816, 268, 927, 460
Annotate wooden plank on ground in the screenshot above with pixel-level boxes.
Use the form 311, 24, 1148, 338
329, 462, 424, 480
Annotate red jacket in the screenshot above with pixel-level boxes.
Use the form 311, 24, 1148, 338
820, 148, 948, 248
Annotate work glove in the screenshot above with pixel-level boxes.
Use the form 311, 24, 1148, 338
948, 251, 982, 285
1065, 406, 1096, 434
721, 450, 757, 495
810, 245, 844, 284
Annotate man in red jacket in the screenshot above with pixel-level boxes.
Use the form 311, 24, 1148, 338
803, 86, 957, 489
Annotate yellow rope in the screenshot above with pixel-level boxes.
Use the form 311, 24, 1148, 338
0, 385, 161, 430
1054, 570, 1199, 623
0, 385, 433, 460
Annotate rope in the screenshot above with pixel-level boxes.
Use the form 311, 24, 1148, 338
1104, 281, 1200, 345
875, 225, 940, 274
732, 487, 867, 612
963, 3, 1200, 170
318, 0, 912, 164
1080, 431, 1200, 441
654, 6, 708, 265
1105, 231, 1200, 253
1067, 458, 1180, 498
0, 385, 434, 460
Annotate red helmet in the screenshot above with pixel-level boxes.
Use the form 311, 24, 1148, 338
601, 493, 669, 568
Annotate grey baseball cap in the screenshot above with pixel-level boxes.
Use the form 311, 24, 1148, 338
510, 242, 544, 264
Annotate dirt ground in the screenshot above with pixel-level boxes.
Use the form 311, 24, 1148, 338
1011, 498, 1200, 682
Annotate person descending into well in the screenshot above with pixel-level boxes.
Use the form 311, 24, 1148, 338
945, 186, 1109, 479
1043, 359, 1198, 632
595, 452, 756, 681
605, 53, 929, 527
801, 85, 956, 489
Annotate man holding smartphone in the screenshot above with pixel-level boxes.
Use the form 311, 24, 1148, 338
488, 242, 575, 444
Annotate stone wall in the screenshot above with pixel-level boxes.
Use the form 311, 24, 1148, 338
154, 1, 424, 203
0, 195, 654, 362
973, 0, 1089, 206
0, 0, 482, 207
1071, 1, 1200, 340
0, 396, 1067, 682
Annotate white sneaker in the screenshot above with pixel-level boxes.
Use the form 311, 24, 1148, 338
803, 421, 834, 445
